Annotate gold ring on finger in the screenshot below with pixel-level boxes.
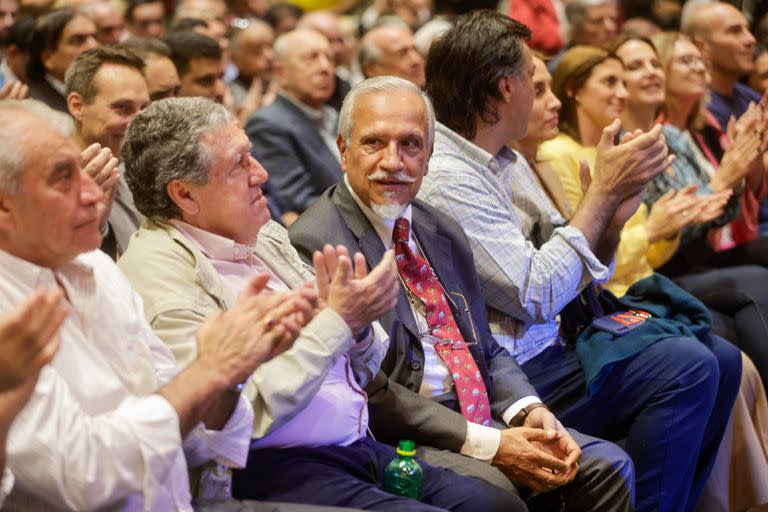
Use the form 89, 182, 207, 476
263, 318, 277, 330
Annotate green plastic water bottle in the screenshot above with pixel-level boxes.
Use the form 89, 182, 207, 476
384, 440, 423, 499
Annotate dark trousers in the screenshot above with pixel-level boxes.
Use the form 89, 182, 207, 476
232, 436, 524, 511
672, 265, 768, 394
522, 334, 741, 512
659, 237, 768, 276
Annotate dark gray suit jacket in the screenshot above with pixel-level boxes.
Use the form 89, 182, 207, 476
289, 180, 539, 451
245, 95, 342, 214
27, 79, 69, 113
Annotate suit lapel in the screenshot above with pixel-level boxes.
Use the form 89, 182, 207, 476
412, 206, 458, 297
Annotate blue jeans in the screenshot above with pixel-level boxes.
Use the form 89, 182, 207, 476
522, 334, 741, 512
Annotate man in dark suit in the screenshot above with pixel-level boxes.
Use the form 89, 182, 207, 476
26, 8, 98, 112
289, 76, 634, 512
246, 28, 343, 219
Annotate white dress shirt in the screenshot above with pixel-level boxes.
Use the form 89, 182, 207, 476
0, 468, 13, 509
0, 249, 253, 511
344, 175, 541, 462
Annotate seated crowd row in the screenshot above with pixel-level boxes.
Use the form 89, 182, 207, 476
1, 1, 768, 511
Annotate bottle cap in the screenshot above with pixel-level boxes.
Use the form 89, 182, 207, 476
396, 439, 416, 456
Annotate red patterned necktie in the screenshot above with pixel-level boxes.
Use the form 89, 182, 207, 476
393, 217, 492, 426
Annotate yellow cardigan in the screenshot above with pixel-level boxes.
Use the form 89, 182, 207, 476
538, 133, 679, 297
283, 0, 339, 10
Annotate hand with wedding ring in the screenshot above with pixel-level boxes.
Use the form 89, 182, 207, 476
261, 317, 278, 330
644, 185, 731, 243
195, 273, 317, 388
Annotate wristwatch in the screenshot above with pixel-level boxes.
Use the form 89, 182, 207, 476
509, 403, 549, 427
354, 324, 373, 342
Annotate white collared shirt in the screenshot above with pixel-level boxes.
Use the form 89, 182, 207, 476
344, 175, 541, 462
44, 73, 66, 96
0, 249, 253, 511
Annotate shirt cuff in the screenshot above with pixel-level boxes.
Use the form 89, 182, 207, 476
348, 326, 374, 352
460, 421, 502, 463
501, 396, 542, 426
347, 322, 388, 388
117, 394, 184, 507
0, 467, 13, 509
185, 394, 254, 469
554, 225, 612, 283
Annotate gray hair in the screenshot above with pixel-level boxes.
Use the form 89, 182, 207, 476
121, 97, 234, 220
413, 18, 452, 57
0, 100, 74, 194
272, 28, 310, 62
565, 0, 613, 29
357, 36, 383, 76
338, 76, 435, 149
359, 26, 414, 76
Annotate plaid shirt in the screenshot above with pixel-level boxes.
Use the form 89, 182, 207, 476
418, 123, 612, 364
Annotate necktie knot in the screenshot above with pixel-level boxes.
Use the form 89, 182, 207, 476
393, 217, 410, 245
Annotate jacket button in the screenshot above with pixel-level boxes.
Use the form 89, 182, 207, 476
410, 360, 422, 371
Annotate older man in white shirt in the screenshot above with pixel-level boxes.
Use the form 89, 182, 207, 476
0, 100, 315, 511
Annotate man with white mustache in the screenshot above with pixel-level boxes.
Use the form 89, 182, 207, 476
289, 76, 635, 512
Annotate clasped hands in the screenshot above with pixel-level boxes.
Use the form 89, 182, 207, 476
195, 273, 318, 388
492, 407, 581, 492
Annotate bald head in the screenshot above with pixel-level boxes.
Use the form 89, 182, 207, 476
360, 26, 425, 88
681, 0, 716, 37
298, 10, 337, 32
684, 1, 756, 77
80, 1, 125, 45
175, 0, 227, 21
230, 19, 274, 81
273, 29, 335, 108
297, 10, 347, 67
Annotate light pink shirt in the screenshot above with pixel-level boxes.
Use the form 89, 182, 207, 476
171, 220, 370, 448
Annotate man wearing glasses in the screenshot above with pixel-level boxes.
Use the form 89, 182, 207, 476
289, 76, 634, 511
